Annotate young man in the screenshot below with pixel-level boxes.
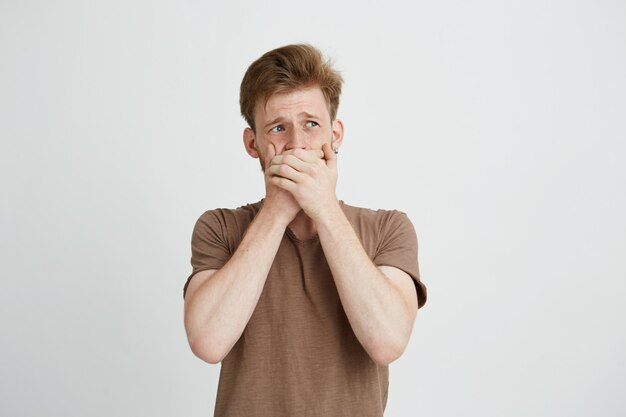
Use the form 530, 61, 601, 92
183, 44, 427, 417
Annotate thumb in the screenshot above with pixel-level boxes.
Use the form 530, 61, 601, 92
322, 143, 336, 167
265, 143, 276, 169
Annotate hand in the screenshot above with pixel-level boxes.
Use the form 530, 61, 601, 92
261, 143, 302, 225
267, 143, 339, 221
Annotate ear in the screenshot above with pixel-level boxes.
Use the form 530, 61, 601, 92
243, 127, 259, 159
331, 119, 345, 151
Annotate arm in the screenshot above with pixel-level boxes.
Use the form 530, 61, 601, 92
268, 144, 419, 365
184, 144, 300, 364
315, 206, 418, 366
184, 208, 287, 364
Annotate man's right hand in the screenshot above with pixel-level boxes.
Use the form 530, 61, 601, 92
261, 143, 301, 225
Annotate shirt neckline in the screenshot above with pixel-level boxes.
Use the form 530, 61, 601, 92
282, 200, 345, 244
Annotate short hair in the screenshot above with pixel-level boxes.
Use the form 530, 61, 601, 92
240, 44, 343, 131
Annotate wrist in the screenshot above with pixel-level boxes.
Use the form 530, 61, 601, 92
258, 200, 296, 230
311, 199, 344, 228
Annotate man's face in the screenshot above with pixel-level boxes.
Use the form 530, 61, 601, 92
243, 85, 343, 170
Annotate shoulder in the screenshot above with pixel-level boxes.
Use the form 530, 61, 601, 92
192, 200, 263, 242
340, 201, 417, 258
195, 200, 263, 228
340, 201, 414, 234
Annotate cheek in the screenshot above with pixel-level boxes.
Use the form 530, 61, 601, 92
313, 129, 333, 144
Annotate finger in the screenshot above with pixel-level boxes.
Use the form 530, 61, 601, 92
280, 148, 323, 157
268, 163, 306, 183
270, 175, 297, 193
264, 143, 276, 173
268, 142, 276, 160
270, 154, 315, 174
322, 143, 337, 168
289, 148, 325, 163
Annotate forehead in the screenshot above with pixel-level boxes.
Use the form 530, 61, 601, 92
255, 86, 330, 121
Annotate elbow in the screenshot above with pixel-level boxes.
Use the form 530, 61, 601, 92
369, 338, 408, 366
370, 348, 403, 367
189, 336, 227, 365
371, 316, 416, 365
185, 310, 229, 365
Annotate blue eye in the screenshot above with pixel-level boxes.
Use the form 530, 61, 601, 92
306, 121, 319, 127
270, 125, 285, 133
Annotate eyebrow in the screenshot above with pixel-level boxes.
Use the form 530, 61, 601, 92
264, 117, 284, 129
301, 112, 321, 120
263, 112, 322, 129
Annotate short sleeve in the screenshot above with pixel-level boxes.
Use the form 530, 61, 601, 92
373, 211, 427, 309
183, 210, 232, 299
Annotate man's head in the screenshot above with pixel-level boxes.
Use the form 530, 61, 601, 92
240, 44, 345, 168
240, 44, 343, 133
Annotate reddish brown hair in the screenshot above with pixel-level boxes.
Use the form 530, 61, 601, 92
240, 44, 343, 131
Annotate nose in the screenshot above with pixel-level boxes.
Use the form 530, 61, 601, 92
285, 126, 308, 150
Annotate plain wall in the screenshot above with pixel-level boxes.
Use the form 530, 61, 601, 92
1, 0, 624, 416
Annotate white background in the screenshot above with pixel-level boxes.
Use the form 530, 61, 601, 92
1, 0, 625, 416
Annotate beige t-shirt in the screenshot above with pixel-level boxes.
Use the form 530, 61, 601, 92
184, 200, 427, 417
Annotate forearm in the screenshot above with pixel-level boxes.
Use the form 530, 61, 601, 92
316, 203, 414, 365
184, 207, 288, 363
267, 145, 415, 363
